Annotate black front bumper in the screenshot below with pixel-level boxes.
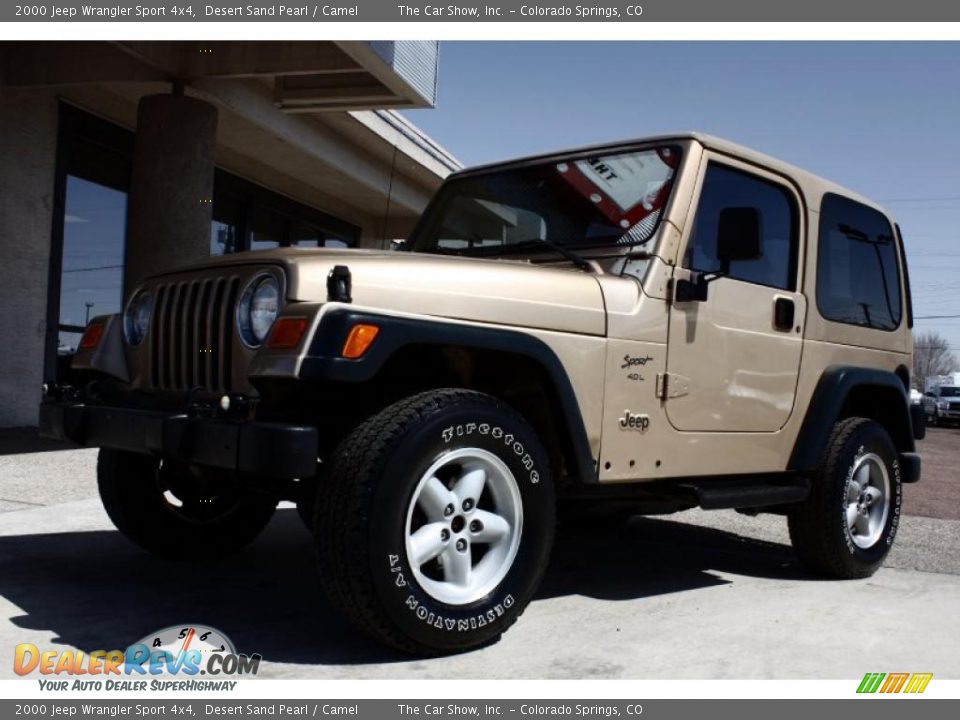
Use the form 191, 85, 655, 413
39, 401, 318, 479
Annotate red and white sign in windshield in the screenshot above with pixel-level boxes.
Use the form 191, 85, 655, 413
557, 147, 678, 232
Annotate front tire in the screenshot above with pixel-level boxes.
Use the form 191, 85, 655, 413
315, 389, 555, 655
788, 418, 902, 579
98, 449, 277, 558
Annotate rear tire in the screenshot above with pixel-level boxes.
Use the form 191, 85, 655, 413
315, 389, 555, 655
788, 418, 902, 579
98, 449, 277, 558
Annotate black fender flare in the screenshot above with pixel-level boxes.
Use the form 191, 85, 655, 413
300, 309, 598, 483
788, 365, 916, 473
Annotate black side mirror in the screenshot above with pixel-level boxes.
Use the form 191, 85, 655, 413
716, 207, 762, 271
674, 207, 763, 304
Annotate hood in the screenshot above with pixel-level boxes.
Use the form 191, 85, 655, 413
178, 247, 607, 336
292, 248, 606, 336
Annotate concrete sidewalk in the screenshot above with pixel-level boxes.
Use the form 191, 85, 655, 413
0, 441, 98, 511
1, 447, 959, 679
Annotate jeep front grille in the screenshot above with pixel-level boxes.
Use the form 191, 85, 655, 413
150, 276, 241, 393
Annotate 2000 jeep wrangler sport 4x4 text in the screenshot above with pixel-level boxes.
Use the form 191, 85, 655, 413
40, 133, 925, 654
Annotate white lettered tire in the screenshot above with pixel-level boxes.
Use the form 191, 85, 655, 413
314, 389, 555, 654
788, 418, 902, 578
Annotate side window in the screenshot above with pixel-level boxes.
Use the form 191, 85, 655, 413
817, 194, 902, 331
685, 164, 799, 291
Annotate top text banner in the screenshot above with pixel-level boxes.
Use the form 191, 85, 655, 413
6, 1, 960, 22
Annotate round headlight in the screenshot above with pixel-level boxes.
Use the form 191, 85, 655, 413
123, 289, 153, 346
237, 274, 280, 347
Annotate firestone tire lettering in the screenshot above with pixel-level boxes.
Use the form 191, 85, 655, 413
315, 389, 555, 655
442, 423, 540, 484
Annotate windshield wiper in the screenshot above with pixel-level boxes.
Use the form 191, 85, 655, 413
507, 238, 596, 273
427, 236, 597, 272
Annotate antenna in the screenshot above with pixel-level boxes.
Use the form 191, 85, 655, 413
381, 140, 400, 246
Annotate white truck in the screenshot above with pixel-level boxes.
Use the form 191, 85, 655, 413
923, 372, 960, 426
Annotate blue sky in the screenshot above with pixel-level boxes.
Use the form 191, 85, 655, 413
404, 42, 960, 358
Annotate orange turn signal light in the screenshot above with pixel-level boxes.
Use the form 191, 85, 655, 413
78, 322, 105, 350
267, 317, 310, 350
342, 324, 380, 359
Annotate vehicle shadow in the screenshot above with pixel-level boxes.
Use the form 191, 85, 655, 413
0, 508, 804, 668
540, 513, 804, 602
0, 427, 77, 456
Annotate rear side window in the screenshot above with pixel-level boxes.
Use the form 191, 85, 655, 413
685, 164, 799, 291
817, 194, 902, 331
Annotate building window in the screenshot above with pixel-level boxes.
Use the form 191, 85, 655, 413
47, 105, 361, 382
58, 176, 127, 353
48, 105, 133, 376
685, 164, 799, 291
817, 193, 902, 331
291, 219, 352, 248
212, 169, 360, 254
210, 220, 239, 256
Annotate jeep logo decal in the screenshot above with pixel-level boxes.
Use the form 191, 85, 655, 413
619, 411, 650, 432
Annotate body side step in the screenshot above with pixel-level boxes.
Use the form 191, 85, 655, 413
678, 476, 811, 510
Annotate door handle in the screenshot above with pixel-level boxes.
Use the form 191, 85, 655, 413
774, 297, 795, 332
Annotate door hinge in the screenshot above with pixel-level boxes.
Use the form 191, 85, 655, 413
656, 372, 691, 399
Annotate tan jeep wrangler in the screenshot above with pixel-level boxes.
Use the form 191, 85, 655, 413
40, 133, 925, 655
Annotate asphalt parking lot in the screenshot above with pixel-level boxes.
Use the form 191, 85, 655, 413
0, 427, 958, 679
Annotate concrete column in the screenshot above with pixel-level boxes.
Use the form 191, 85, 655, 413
0, 89, 58, 427
124, 94, 217, 295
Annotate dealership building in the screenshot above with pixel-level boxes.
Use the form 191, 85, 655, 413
0, 41, 460, 427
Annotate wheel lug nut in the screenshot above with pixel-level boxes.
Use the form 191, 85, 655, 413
462, 499, 474, 512
441, 529, 450, 541
470, 520, 482, 533
443, 504, 455, 517
456, 539, 467, 552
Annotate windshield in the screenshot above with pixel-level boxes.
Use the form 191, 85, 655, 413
410, 146, 681, 256
941, 387, 960, 397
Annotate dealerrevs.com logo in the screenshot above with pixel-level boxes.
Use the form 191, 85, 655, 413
14, 625, 260, 691
857, 672, 933, 694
